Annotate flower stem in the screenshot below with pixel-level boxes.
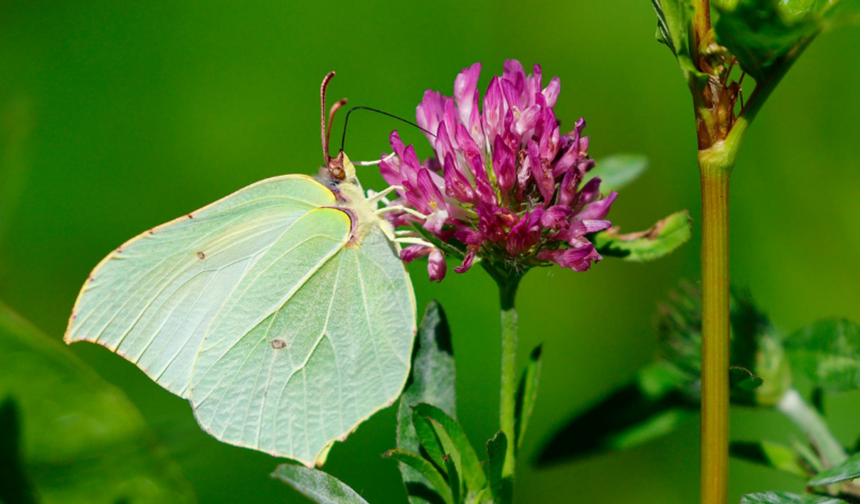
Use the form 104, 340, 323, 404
777, 389, 847, 466
498, 274, 521, 480
698, 145, 733, 504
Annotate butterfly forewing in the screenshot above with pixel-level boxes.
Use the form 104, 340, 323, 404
190, 224, 415, 466
64, 175, 340, 397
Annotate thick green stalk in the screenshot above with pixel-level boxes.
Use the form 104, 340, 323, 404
698, 141, 736, 504
498, 277, 520, 479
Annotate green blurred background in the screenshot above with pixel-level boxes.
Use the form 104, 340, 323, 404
2, 1, 859, 502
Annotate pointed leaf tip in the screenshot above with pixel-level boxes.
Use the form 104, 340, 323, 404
594, 210, 692, 262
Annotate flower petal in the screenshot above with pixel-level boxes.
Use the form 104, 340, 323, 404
428, 248, 447, 282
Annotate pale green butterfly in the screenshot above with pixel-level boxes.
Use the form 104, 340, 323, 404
64, 72, 417, 467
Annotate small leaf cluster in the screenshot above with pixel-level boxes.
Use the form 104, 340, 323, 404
384, 303, 541, 504
653, 0, 860, 150
534, 282, 860, 502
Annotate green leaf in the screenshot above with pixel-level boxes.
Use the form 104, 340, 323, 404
730, 440, 809, 477
272, 463, 370, 504
514, 345, 542, 453
0, 301, 194, 504
443, 455, 461, 504
534, 361, 695, 466
397, 302, 457, 504
741, 492, 847, 504
383, 449, 453, 504
412, 411, 448, 471
584, 154, 648, 192
594, 210, 692, 262
651, 0, 708, 85
486, 432, 512, 504
730, 366, 764, 391
714, 0, 860, 83
412, 404, 486, 493
784, 318, 860, 392
809, 451, 860, 485
0, 398, 36, 504
714, 0, 818, 82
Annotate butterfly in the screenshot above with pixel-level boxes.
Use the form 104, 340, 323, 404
64, 72, 417, 467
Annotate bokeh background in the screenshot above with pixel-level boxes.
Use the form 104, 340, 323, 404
2, 1, 859, 502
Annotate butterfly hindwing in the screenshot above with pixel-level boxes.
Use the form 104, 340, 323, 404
190, 224, 415, 466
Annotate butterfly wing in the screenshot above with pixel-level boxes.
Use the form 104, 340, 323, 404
189, 222, 416, 466
64, 175, 348, 398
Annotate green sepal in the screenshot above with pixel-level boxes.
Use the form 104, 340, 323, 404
593, 210, 692, 262
741, 491, 847, 504
808, 451, 860, 486
730, 440, 809, 477
271, 463, 370, 504
514, 345, 542, 454
486, 432, 512, 504
412, 403, 487, 493
584, 154, 648, 193
383, 449, 453, 504
396, 302, 457, 504
534, 361, 696, 466
784, 318, 860, 392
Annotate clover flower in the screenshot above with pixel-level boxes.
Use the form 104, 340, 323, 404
377, 60, 616, 281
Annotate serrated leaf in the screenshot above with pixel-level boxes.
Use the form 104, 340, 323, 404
585, 154, 649, 192
514, 345, 542, 454
413, 403, 486, 493
0, 301, 194, 504
383, 449, 453, 504
534, 361, 695, 466
486, 432, 512, 504
397, 302, 457, 504
784, 318, 860, 392
594, 210, 692, 262
809, 451, 860, 485
272, 463, 370, 504
741, 491, 847, 504
730, 440, 809, 477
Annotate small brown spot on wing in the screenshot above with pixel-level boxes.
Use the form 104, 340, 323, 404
196, 251, 205, 260
187, 213, 194, 219
271, 339, 287, 350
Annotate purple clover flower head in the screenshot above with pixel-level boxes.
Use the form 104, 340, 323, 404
380, 61, 616, 280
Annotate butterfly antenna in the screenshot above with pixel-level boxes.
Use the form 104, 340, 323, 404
340, 106, 436, 153
320, 71, 346, 180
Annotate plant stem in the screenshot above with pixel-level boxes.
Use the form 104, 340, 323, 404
777, 388, 847, 466
698, 144, 733, 504
692, 0, 711, 50
498, 275, 521, 479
